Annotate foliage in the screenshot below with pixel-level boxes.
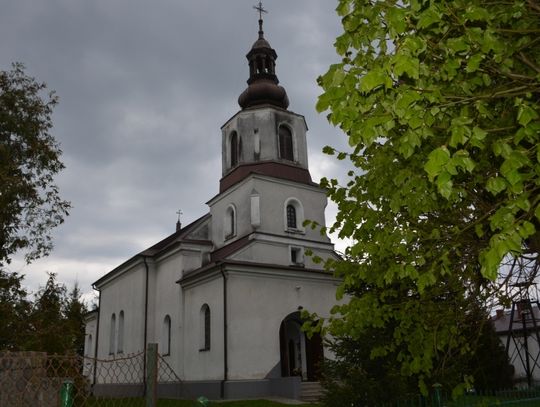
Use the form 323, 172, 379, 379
0, 268, 31, 350
0, 271, 87, 354
316, 0, 539, 396
0, 63, 70, 266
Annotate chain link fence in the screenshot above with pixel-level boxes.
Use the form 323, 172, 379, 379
0, 344, 191, 406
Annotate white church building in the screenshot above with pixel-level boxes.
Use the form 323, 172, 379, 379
84, 13, 339, 400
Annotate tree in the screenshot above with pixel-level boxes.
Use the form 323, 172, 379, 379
64, 284, 88, 356
0, 63, 70, 266
315, 0, 539, 397
0, 269, 31, 350
26, 273, 69, 353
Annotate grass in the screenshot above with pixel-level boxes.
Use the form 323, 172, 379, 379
85, 398, 320, 407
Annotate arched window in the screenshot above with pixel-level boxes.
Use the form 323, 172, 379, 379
117, 310, 124, 353
286, 205, 297, 229
86, 334, 93, 357
284, 198, 304, 232
225, 205, 236, 239
230, 132, 238, 167
200, 304, 211, 351
279, 126, 294, 161
162, 315, 171, 356
109, 313, 116, 355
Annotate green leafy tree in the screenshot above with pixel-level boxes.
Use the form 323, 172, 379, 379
64, 284, 88, 356
0, 269, 31, 350
316, 0, 539, 396
26, 273, 69, 353
0, 63, 70, 266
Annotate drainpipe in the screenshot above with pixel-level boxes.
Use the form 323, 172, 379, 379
220, 265, 228, 399
143, 256, 150, 394
92, 285, 101, 386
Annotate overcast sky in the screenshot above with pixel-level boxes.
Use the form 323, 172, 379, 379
1, 0, 351, 300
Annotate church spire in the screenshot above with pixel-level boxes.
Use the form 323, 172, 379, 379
238, 3, 289, 110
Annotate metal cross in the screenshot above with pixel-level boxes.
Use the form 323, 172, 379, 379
176, 209, 183, 223
253, 1, 267, 20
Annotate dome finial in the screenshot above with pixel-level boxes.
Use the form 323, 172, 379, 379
253, 2, 267, 39
239, 2, 289, 110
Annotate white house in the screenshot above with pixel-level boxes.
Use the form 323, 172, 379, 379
84, 15, 339, 400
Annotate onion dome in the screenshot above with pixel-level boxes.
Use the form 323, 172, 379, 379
238, 18, 289, 109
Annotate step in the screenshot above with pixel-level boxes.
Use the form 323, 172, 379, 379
300, 381, 323, 402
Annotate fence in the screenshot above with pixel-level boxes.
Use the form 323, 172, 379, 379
0, 343, 191, 407
379, 387, 540, 407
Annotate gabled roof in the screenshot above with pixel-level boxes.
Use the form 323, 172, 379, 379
92, 213, 212, 289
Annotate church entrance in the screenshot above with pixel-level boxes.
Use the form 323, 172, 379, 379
279, 311, 324, 381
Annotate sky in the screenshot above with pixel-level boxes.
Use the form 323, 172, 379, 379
1, 0, 351, 300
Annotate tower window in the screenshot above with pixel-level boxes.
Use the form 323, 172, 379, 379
230, 132, 238, 167
284, 198, 304, 232
225, 205, 236, 240
200, 304, 211, 351
279, 126, 293, 161
286, 205, 297, 229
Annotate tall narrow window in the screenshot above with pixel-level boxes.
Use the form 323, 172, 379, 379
117, 310, 124, 353
109, 313, 116, 355
230, 132, 238, 167
86, 334, 93, 357
200, 304, 211, 351
284, 198, 304, 232
279, 126, 293, 161
286, 205, 297, 229
225, 205, 236, 239
162, 315, 171, 356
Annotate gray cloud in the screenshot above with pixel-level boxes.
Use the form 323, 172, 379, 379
1, 0, 351, 295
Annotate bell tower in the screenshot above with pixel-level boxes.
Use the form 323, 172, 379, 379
219, 8, 312, 193
208, 4, 333, 267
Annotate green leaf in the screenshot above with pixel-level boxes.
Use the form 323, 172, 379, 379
436, 171, 453, 199
417, 7, 441, 29
466, 54, 483, 73
517, 104, 539, 126
486, 177, 507, 195
447, 37, 469, 53
463, 5, 490, 21
393, 54, 420, 79
425, 147, 450, 181
386, 7, 407, 35
360, 68, 389, 92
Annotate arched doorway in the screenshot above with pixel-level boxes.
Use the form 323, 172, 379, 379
279, 311, 324, 381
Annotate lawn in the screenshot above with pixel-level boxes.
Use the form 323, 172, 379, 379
85, 398, 319, 407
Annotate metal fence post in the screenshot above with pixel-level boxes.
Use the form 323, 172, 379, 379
146, 343, 158, 407
59, 379, 74, 407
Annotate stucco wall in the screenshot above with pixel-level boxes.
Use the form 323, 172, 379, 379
225, 269, 338, 380
97, 263, 146, 358
182, 274, 224, 381
221, 107, 309, 176
210, 175, 331, 250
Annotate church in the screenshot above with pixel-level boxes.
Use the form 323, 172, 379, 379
84, 10, 339, 401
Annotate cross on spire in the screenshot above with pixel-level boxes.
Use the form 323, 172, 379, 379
253, 2, 267, 20
253, 2, 267, 37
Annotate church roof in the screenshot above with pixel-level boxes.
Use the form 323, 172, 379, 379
92, 213, 212, 289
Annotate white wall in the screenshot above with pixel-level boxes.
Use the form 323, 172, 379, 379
182, 274, 224, 381
97, 262, 146, 358
225, 268, 338, 380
